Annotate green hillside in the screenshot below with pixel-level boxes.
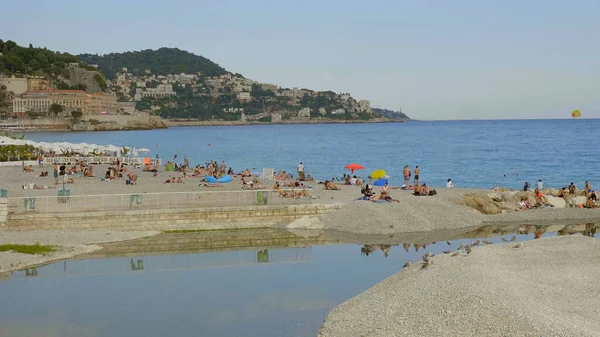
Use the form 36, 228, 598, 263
0, 39, 78, 78
372, 108, 411, 120
79, 48, 228, 79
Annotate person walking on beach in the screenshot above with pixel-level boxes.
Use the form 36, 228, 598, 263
298, 162, 305, 180
414, 166, 420, 186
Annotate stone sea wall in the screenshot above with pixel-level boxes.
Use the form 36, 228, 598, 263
5, 203, 342, 230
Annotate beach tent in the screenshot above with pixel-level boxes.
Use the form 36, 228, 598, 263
373, 178, 388, 186
143, 157, 151, 165
164, 163, 175, 171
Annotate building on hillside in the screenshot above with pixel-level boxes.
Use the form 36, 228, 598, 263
118, 102, 136, 115
27, 77, 50, 91
12, 91, 52, 115
51, 90, 87, 114
85, 92, 118, 115
223, 107, 244, 113
0, 76, 28, 95
298, 107, 311, 118
331, 108, 346, 115
237, 92, 251, 101
259, 83, 278, 92
358, 100, 372, 113
134, 84, 176, 101
318, 107, 327, 115
272, 113, 283, 122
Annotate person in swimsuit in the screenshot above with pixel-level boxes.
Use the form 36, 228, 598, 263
414, 166, 420, 186
403, 166, 411, 186
568, 182, 576, 195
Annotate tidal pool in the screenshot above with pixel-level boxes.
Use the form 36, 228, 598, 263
0, 223, 596, 337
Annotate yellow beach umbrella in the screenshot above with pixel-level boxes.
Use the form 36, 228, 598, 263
571, 110, 581, 118
370, 169, 386, 179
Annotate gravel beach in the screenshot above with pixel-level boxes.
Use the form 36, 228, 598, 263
319, 235, 600, 337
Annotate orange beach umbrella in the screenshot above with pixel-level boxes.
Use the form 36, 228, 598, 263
344, 163, 364, 173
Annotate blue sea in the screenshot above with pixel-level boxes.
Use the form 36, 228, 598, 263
25, 119, 599, 190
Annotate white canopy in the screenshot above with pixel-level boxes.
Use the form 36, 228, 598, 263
0, 136, 131, 155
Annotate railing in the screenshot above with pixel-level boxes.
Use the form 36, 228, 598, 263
7, 189, 312, 215
42, 157, 144, 166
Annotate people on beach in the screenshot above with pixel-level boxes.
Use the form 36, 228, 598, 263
53, 163, 59, 184
414, 166, 420, 186
446, 179, 454, 188
536, 179, 544, 190
523, 182, 530, 192
569, 182, 576, 195
297, 162, 305, 180
324, 180, 339, 190
585, 181, 592, 194
403, 166, 411, 186
534, 188, 547, 207
557, 187, 568, 200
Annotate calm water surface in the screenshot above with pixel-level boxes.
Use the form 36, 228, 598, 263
0, 224, 597, 337
24, 119, 600, 189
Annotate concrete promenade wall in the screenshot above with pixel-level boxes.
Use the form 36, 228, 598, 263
6, 203, 343, 230
0, 198, 7, 225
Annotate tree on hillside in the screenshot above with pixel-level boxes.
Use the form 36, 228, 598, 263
49, 104, 63, 116
71, 109, 83, 119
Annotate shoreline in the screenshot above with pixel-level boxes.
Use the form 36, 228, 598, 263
166, 118, 408, 127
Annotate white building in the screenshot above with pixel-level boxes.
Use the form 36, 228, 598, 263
298, 107, 311, 117
237, 92, 251, 101
331, 108, 346, 115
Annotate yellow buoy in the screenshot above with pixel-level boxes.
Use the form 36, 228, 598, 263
572, 110, 581, 118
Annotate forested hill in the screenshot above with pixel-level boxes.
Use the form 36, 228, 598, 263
372, 108, 411, 120
79, 48, 228, 79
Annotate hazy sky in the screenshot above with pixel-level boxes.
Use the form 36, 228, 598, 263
2, 0, 599, 120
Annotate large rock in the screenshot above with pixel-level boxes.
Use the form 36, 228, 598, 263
569, 196, 588, 207
545, 196, 566, 208
464, 195, 501, 215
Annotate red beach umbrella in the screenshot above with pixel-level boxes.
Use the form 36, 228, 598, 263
344, 163, 364, 174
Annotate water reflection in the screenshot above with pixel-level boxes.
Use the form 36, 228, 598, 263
357, 223, 598, 258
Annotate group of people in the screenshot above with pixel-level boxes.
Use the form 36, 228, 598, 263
273, 181, 310, 198
523, 180, 597, 208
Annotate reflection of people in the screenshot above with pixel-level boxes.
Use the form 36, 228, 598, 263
583, 223, 597, 237
360, 245, 373, 256
257, 249, 269, 262
534, 226, 547, 239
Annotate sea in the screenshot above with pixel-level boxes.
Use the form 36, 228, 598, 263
25, 119, 599, 190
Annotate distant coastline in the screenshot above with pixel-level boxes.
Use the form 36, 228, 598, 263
167, 118, 408, 127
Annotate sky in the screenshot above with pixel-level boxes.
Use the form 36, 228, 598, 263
1, 0, 599, 120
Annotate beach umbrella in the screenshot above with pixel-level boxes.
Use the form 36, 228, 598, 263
344, 163, 364, 173
370, 169, 387, 179
572, 109, 581, 118
373, 178, 388, 186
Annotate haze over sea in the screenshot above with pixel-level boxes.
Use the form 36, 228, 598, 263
26, 119, 599, 190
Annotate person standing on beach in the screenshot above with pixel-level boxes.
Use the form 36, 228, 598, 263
298, 162, 305, 180
53, 163, 59, 185
414, 166, 420, 186
536, 179, 544, 190
403, 166, 411, 186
